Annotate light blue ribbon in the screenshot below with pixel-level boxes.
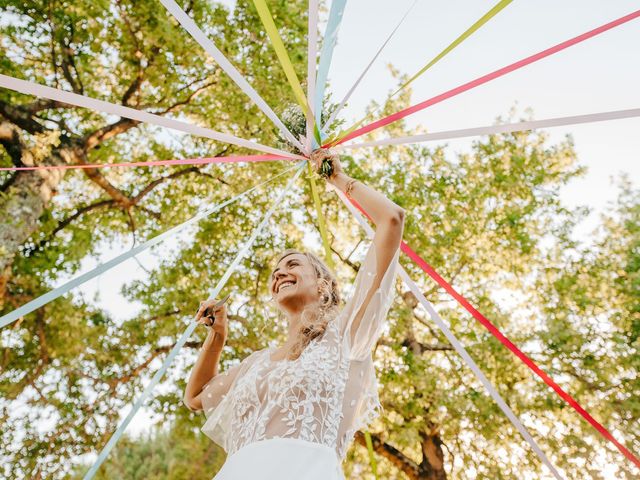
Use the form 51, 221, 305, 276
83, 160, 306, 479
0, 163, 301, 329
314, 0, 347, 145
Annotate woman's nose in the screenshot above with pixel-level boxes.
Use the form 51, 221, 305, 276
273, 270, 285, 284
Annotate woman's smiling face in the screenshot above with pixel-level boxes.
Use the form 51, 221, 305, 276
270, 253, 319, 308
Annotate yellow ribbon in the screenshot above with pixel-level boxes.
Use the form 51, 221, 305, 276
305, 161, 335, 271
251, 2, 331, 266
252, 0, 312, 124
392, 0, 513, 96
364, 431, 379, 479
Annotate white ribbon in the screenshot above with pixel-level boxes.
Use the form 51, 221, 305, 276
0, 74, 302, 159
333, 186, 564, 480
83, 160, 307, 480
159, 0, 305, 153
341, 107, 640, 149
0, 163, 301, 328
322, 0, 418, 132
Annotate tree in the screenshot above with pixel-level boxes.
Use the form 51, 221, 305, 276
1, 1, 309, 478
70, 419, 227, 479
1, 1, 638, 479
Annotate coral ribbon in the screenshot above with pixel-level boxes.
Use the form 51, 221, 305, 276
0, 154, 292, 171
329, 9, 640, 146
347, 196, 640, 469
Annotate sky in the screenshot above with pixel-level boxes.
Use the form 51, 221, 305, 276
326, 0, 639, 228
37, 1, 638, 475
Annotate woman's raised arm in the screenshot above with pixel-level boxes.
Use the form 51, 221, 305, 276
311, 150, 405, 360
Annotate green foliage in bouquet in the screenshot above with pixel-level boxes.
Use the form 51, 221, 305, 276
278, 102, 343, 179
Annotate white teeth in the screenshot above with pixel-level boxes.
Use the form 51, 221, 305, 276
278, 281, 295, 292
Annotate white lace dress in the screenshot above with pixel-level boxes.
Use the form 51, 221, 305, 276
200, 242, 401, 479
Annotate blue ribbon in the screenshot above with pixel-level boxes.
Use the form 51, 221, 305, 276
0, 164, 300, 329
82, 161, 307, 479
314, 0, 347, 146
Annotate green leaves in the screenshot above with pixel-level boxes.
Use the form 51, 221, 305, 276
1, 1, 639, 479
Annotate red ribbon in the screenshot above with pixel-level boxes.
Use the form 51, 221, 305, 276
348, 197, 640, 468
0, 154, 292, 171
328, 9, 640, 147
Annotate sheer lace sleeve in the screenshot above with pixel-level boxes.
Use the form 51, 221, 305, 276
200, 351, 257, 448
201, 361, 243, 415
337, 241, 401, 361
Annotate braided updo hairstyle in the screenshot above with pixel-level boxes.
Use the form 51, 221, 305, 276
270, 248, 341, 361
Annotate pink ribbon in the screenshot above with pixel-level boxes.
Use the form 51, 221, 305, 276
0, 154, 293, 171
348, 196, 640, 469
329, 9, 640, 146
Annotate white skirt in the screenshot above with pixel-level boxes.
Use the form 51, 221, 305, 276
213, 437, 346, 479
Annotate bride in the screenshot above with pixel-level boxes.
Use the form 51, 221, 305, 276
183, 148, 405, 479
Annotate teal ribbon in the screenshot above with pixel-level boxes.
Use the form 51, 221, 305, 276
314, 0, 347, 147
0, 163, 300, 329
82, 161, 307, 479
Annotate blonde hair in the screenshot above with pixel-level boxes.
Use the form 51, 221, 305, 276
270, 248, 341, 361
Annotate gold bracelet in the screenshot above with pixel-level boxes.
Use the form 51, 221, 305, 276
345, 179, 358, 199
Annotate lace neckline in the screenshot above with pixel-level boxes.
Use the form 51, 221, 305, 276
267, 346, 293, 364
267, 321, 338, 364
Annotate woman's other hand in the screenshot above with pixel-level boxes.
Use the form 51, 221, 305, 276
195, 298, 229, 348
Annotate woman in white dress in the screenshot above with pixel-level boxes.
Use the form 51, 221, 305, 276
183, 148, 405, 479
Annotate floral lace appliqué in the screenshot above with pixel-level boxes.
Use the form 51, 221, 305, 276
210, 320, 384, 461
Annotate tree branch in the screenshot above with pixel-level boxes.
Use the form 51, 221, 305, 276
57, 23, 84, 94
152, 79, 218, 116
83, 118, 140, 151
0, 121, 26, 166
115, 1, 162, 107
81, 164, 134, 208
126, 207, 137, 248
23, 98, 71, 114
353, 431, 421, 480
0, 171, 19, 193
0, 100, 47, 134
131, 166, 227, 205
106, 341, 201, 389
376, 336, 453, 354
330, 244, 359, 272
139, 77, 212, 110
0, 121, 32, 193
22, 199, 115, 256
136, 205, 161, 220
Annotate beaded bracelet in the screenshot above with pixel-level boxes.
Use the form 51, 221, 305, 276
345, 179, 358, 199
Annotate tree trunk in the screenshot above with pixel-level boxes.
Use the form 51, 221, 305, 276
354, 429, 448, 480
0, 134, 80, 301
420, 430, 447, 480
